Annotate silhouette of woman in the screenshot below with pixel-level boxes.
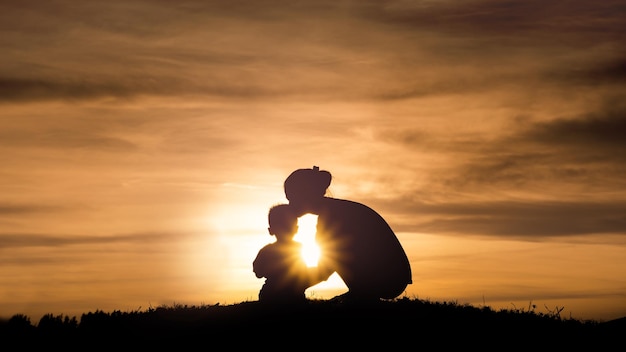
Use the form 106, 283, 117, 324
284, 166, 412, 301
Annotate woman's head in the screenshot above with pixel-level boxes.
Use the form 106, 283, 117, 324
284, 166, 332, 210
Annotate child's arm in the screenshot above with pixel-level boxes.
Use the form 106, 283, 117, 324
252, 250, 267, 278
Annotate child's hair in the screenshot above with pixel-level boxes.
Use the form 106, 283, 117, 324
268, 203, 297, 231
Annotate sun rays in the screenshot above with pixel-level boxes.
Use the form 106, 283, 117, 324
293, 214, 320, 267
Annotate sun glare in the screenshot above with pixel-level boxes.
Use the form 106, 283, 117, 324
293, 214, 320, 267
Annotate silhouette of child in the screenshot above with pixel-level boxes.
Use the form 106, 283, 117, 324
253, 203, 315, 304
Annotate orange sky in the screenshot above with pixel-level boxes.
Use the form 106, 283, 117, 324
1, 0, 625, 323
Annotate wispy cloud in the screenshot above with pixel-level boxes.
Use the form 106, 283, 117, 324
396, 199, 626, 238
522, 101, 626, 155
0, 204, 65, 215
0, 231, 190, 249
0, 125, 138, 151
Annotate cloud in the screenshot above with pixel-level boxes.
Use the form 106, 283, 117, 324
522, 100, 626, 154
0, 125, 139, 152
0, 231, 189, 249
425, 100, 626, 191
361, 100, 626, 240
0, 76, 179, 102
0, 74, 313, 103
545, 58, 626, 86
2, 0, 622, 106
362, 191, 626, 238
0, 204, 64, 215
366, 0, 626, 43
393, 199, 626, 238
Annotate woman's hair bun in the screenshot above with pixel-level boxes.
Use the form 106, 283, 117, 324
284, 166, 332, 200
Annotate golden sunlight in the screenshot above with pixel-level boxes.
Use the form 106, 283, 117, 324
294, 214, 320, 267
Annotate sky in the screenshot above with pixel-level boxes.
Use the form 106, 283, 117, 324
1, 0, 625, 323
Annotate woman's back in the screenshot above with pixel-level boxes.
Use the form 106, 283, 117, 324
315, 197, 412, 299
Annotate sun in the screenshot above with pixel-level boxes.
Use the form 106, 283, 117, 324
293, 214, 320, 267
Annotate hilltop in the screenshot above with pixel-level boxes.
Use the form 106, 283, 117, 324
1, 297, 622, 349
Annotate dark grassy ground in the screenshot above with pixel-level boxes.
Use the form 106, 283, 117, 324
2, 297, 623, 349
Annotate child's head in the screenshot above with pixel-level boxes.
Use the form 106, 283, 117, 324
267, 204, 298, 240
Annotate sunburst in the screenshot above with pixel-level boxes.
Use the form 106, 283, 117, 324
293, 213, 320, 267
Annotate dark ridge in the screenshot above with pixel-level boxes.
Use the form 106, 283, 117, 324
0, 298, 622, 349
